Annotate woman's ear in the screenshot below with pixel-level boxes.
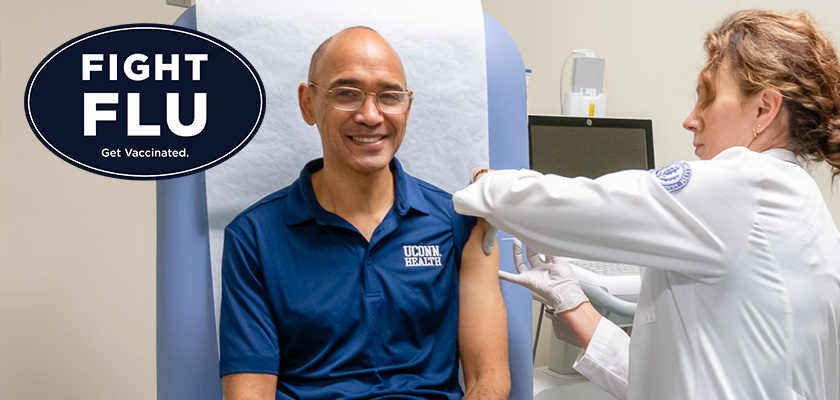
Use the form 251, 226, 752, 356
755, 87, 783, 134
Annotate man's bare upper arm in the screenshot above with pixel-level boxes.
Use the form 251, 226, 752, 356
222, 373, 277, 400
458, 219, 510, 399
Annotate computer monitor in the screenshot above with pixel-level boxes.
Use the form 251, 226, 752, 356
528, 115, 654, 178
527, 117, 651, 379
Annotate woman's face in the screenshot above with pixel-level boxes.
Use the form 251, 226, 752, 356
682, 62, 756, 160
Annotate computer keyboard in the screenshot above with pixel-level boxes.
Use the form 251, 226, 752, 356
570, 260, 640, 276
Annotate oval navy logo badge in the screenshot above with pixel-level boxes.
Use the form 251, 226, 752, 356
24, 24, 265, 180
651, 161, 692, 192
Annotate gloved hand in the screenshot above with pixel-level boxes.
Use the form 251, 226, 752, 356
470, 167, 498, 255
499, 239, 588, 313
482, 225, 498, 256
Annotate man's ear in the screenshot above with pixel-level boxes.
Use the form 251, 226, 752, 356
298, 83, 316, 126
755, 87, 783, 134
402, 89, 413, 121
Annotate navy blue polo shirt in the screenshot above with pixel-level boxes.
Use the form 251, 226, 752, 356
219, 158, 475, 399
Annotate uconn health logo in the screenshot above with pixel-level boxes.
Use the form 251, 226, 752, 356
403, 245, 442, 267
652, 161, 692, 193
24, 24, 266, 180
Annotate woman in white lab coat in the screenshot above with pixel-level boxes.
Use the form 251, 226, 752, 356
454, 9, 840, 400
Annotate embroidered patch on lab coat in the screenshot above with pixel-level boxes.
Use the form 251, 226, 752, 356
651, 161, 692, 192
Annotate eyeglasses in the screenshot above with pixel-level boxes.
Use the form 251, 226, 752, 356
309, 82, 413, 115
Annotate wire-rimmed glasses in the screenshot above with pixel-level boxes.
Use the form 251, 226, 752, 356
309, 82, 413, 115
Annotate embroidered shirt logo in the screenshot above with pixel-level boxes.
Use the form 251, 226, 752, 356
651, 161, 692, 192
403, 245, 442, 267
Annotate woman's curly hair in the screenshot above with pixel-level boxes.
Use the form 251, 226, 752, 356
699, 9, 840, 179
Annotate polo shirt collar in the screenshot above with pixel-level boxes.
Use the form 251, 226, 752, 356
285, 157, 430, 227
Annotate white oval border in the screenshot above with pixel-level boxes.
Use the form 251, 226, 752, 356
25, 25, 265, 179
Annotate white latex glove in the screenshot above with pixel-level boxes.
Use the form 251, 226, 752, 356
482, 225, 498, 256
470, 167, 497, 255
499, 239, 588, 313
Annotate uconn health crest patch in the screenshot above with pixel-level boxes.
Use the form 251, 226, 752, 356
651, 161, 692, 192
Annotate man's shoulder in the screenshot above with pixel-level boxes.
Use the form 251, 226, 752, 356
226, 183, 295, 233
406, 173, 454, 205
403, 172, 477, 234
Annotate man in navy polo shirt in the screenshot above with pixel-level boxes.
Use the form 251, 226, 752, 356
219, 26, 510, 400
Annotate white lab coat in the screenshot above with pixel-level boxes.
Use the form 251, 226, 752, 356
453, 147, 840, 400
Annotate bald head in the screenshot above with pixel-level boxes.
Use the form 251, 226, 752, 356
297, 25, 412, 178
307, 26, 406, 86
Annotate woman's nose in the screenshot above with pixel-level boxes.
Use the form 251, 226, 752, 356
683, 107, 700, 132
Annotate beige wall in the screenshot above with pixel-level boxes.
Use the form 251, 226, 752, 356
0, 1, 183, 399
480, 0, 840, 368
2, 1, 840, 397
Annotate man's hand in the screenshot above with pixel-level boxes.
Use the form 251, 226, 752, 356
499, 239, 588, 313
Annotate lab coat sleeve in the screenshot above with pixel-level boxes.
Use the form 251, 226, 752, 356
573, 316, 630, 400
452, 164, 751, 283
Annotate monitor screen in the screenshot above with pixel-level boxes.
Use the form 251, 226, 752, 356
528, 116, 654, 179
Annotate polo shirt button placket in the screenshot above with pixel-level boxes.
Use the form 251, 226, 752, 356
363, 254, 382, 301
